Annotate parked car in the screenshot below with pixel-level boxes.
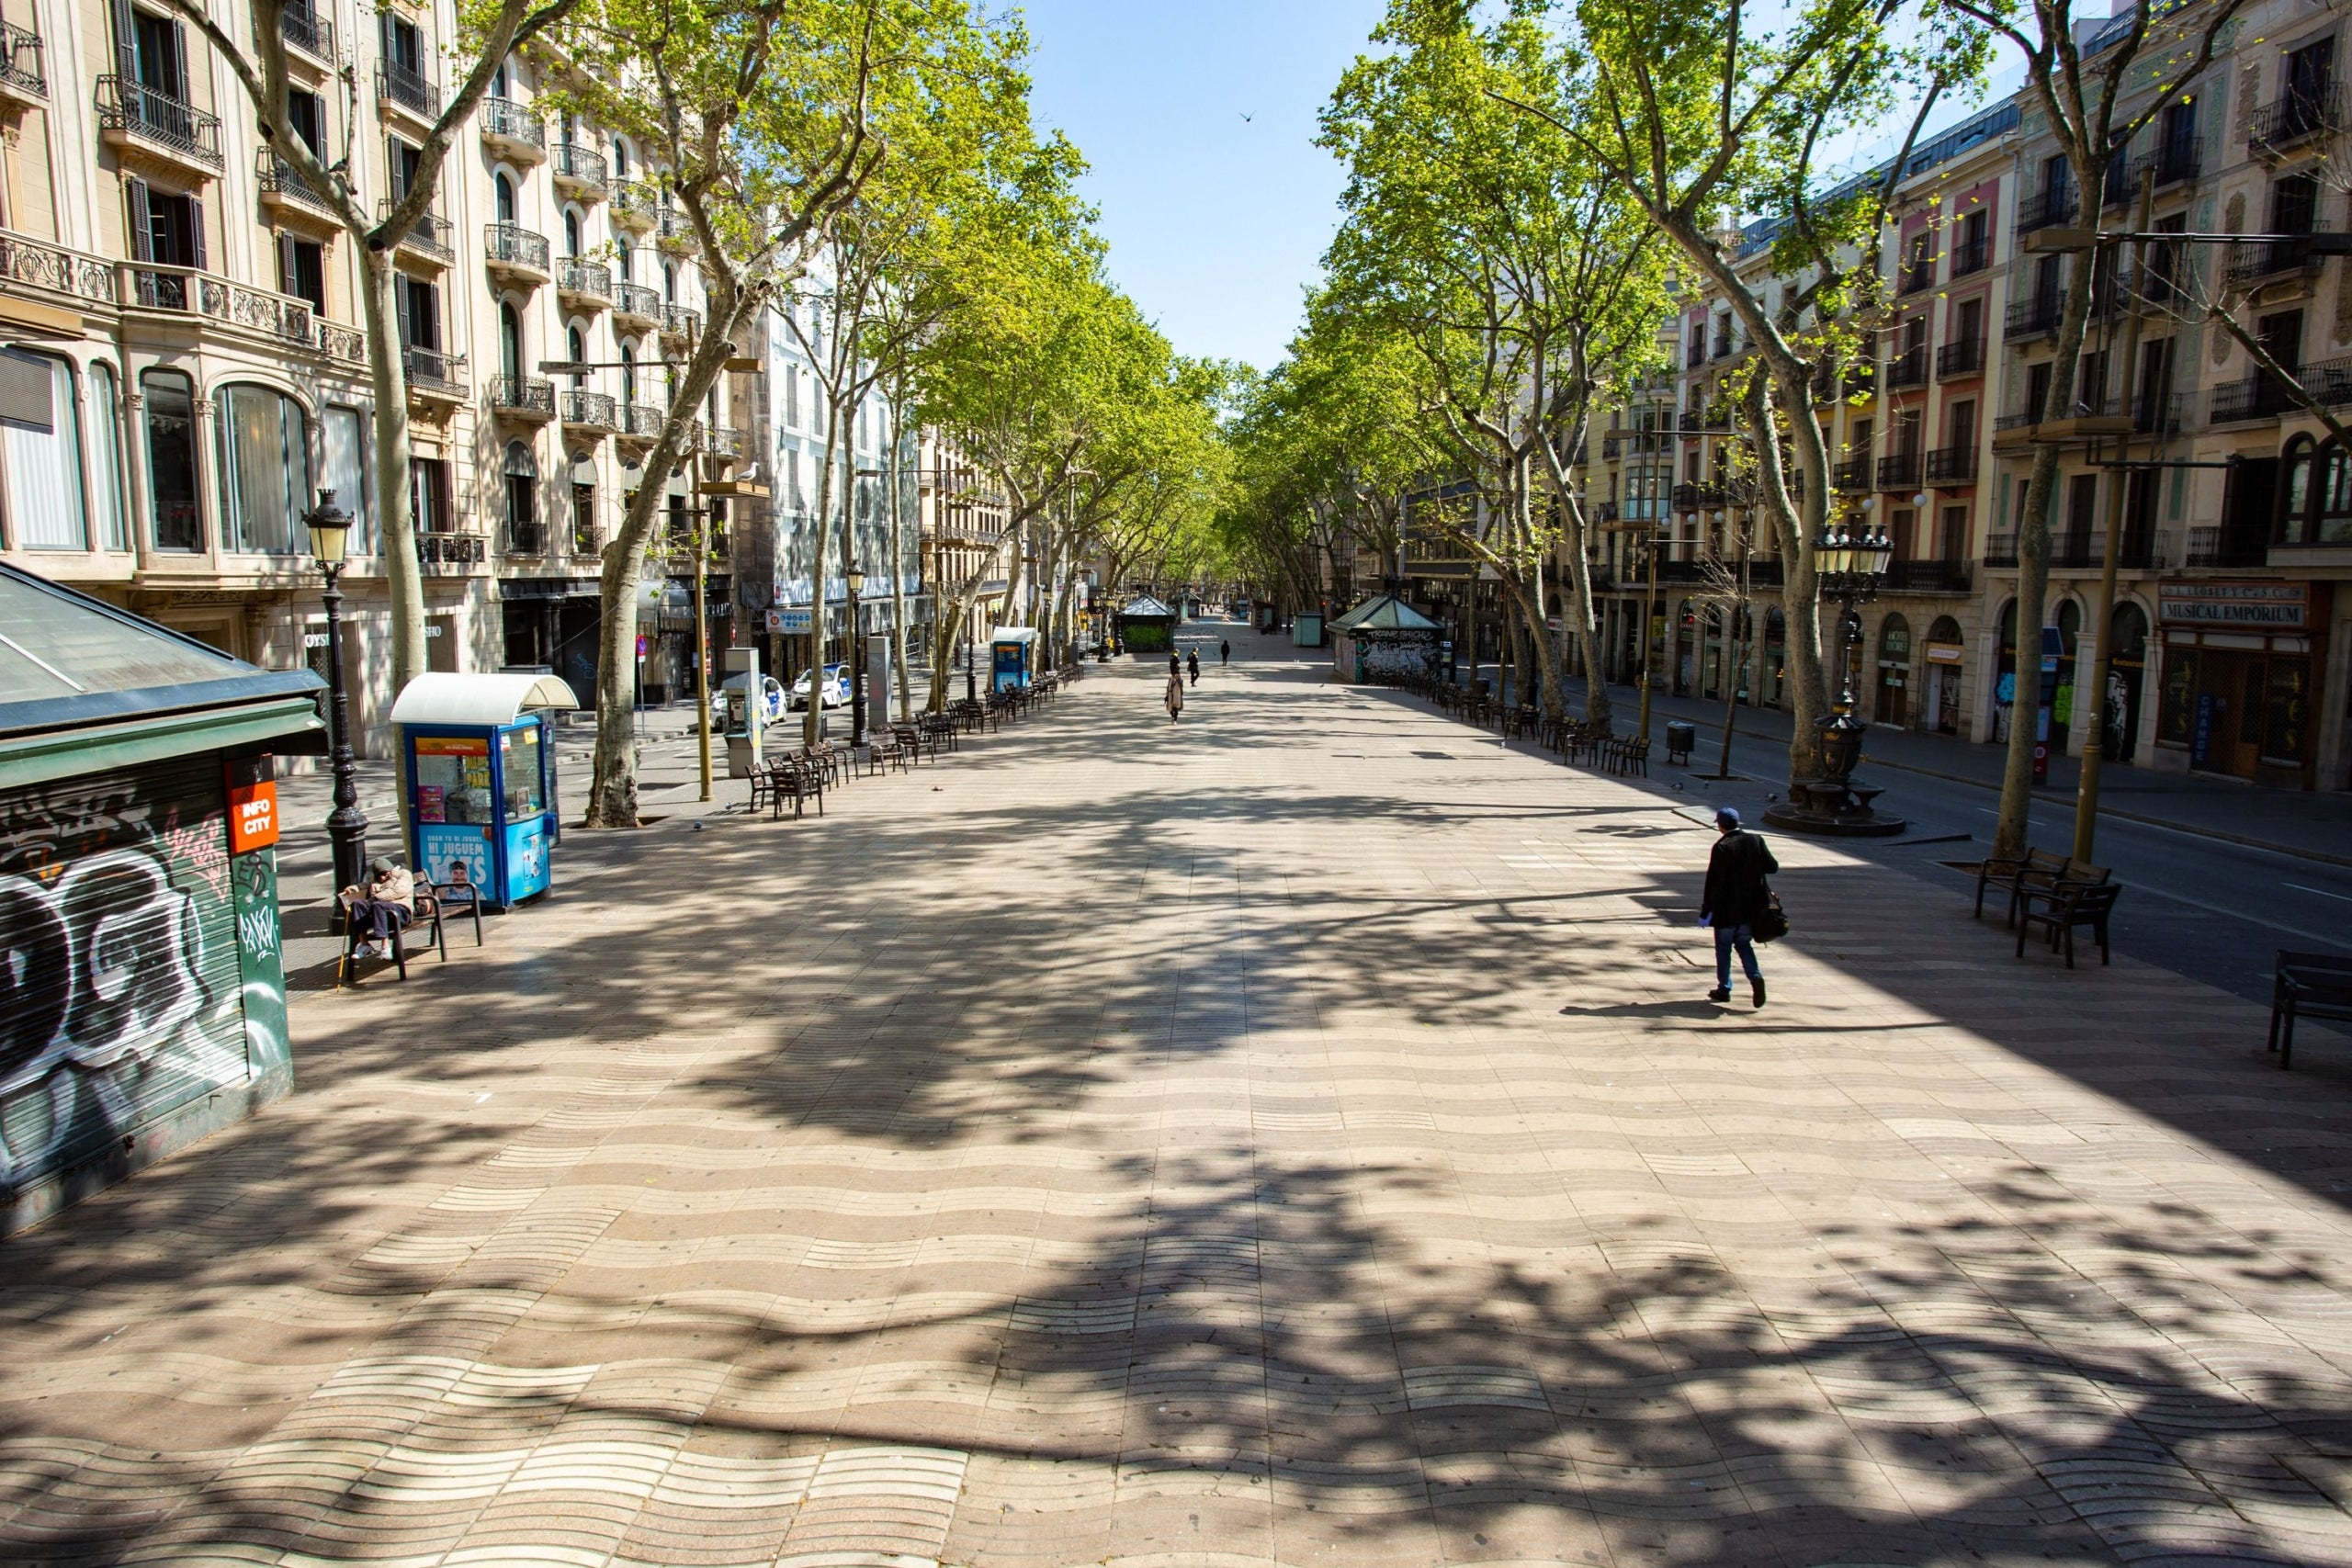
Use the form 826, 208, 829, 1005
788, 664, 851, 709
710, 672, 786, 728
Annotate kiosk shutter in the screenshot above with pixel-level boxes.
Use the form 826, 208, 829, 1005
0, 753, 249, 1198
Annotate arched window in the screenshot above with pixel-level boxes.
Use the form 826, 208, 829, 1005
88, 361, 128, 551
1998, 598, 2018, 655
2, 351, 87, 549
1765, 606, 1785, 643
495, 171, 516, 222
492, 58, 511, 97
663, 261, 677, 303
616, 237, 633, 283
566, 324, 585, 387
1927, 614, 1963, 646
2320, 441, 2352, 544
620, 342, 637, 406
500, 302, 523, 381
563, 209, 582, 257
503, 439, 538, 552
612, 138, 628, 179
215, 383, 311, 554
2055, 598, 2081, 657
1878, 612, 1912, 664
2279, 433, 2316, 546
2109, 602, 2149, 662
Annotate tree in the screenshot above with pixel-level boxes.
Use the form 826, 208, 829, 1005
1928, 0, 2244, 858
166, 0, 585, 700
558, 0, 1022, 823
1322, 2, 1672, 728
1500, 0, 1960, 777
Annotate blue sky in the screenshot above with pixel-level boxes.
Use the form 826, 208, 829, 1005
1013, 0, 1389, 375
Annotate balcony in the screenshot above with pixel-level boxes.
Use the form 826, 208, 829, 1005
1844, 365, 1876, 399
2018, 186, 2076, 232
0, 17, 45, 107
1949, 233, 1989, 277
1937, 335, 1984, 378
1882, 559, 1973, 593
2250, 89, 2339, 157
2224, 237, 2324, 288
375, 62, 439, 123
611, 281, 661, 329
1923, 446, 1977, 485
1876, 451, 1922, 491
2112, 141, 2200, 196
1685, 342, 1707, 371
381, 200, 454, 266
484, 220, 550, 285
415, 529, 487, 571
2208, 357, 2352, 423
506, 519, 545, 556
612, 181, 658, 231
279, 4, 333, 64
1670, 482, 1727, 512
661, 303, 701, 341
96, 76, 222, 175
123, 263, 318, 351
698, 423, 745, 459
557, 258, 611, 309
618, 403, 667, 443
553, 141, 607, 197
0, 231, 124, 311
1898, 264, 1935, 296
2186, 525, 2267, 569
1711, 332, 1736, 361
560, 389, 618, 432
1884, 344, 1928, 389
657, 206, 694, 250
255, 152, 336, 230
402, 344, 466, 402
480, 96, 545, 164
489, 373, 555, 423
2005, 294, 2061, 340
1831, 457, 1871, 492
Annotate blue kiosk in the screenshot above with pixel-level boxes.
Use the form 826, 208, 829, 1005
990, 626, 1042, 694
389, 672, 578, 910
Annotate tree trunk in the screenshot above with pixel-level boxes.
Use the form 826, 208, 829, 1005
358, 247, 427, 703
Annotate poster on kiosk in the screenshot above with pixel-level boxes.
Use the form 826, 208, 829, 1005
389, 673, 579, 910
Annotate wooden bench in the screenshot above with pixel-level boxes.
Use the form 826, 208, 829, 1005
1973, 847, 2083, 926
2016, 879, 2121, 968
2270, 951, 2352, 1070
763, 758, 823, 818
337, 881, 454, 985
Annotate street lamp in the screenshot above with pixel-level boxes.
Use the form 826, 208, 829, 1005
1765, 521, 1905, 837
305, 489, 371, 894
845, 558, 867, 747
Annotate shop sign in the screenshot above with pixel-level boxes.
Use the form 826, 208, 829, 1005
1924, 641, 1964, 665
2157, 581, 2308, 630
226, 778, 279, 852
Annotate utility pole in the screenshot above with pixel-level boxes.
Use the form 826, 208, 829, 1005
2074, 169, 2155, 863
692, 422, 714, 803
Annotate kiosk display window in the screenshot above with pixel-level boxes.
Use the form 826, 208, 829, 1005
413, 736, 493, 823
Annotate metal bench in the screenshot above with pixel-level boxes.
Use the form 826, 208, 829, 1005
2270, 951, 2352, 1070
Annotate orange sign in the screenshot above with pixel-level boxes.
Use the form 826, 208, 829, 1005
227, 779, 280, 853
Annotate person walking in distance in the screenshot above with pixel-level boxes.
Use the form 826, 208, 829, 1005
1699, 807, 1777, 1008
1169, 650, 1181, 682
1186, 648, 1201, 686
1220, 638, 1230, 667
1165, 668, 1185, 723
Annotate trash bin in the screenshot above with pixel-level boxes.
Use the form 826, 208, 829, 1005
1666, 720, 1696, 766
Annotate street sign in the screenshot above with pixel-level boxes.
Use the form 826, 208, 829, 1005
768, 607, 812, 634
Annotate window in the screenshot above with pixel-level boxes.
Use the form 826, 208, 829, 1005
620, 341, 637, 405
410, 454, 450, 535
563, 209, 581, 256
1939, 503, 1969, 561
2271, 173, 2318, 237
566, 324, 585, 386
216, 383, 311, 553
126, 178, 204, 306
1952, 209, 1989, 275
381, 14, 423, 74
2026, 360, 2053, 421
495, 170, 516, 222
278, 234, 325, 314
89, 363, 128, 551
2318, 443, 2352, 544
1954, 296, 1982, 347
322, 403, 372, 553
616, 237, 632, 283
1947, 399, 1975, 451
785, 365, 798, 428
663, 261, 676, 304
612, 137, 628, 179
141, 367, 199, 551
2287, 36, 2335, 108
396, 275, 441, 349
500, 302, 522, 379
571, 479, 596, 555
2258, 309, 2304, 373
2, 352, 87, 549
504, 439, 538, 552
131, 8, 189, 101
389, 137, 423, 198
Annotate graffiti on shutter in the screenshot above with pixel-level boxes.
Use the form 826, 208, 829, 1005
0, 754, 249, 1198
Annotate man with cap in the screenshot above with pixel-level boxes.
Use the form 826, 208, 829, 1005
341, 856, 416, 959
1699, 807, 1777, 1008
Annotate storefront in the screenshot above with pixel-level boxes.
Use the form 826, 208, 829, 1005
1923, 615, 1965, 735
1, 564, 325, 1235
1875, 613, 1913, 728
2153, 581, 2328, 786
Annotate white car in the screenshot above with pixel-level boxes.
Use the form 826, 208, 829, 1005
788, 664, 851, 710
711, 672, 786, 727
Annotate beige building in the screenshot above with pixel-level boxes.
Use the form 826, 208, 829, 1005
0, 0, 741, 750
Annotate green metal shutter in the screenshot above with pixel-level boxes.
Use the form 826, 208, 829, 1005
0, 752, 250, 1201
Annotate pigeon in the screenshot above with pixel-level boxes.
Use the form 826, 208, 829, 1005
1670, 783, 1683, 792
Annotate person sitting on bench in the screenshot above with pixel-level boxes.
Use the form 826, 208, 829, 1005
341, 856, 415, 959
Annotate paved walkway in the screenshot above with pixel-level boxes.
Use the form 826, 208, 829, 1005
6, 629, 2352, 1566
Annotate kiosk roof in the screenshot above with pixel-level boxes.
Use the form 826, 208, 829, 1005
390, 672, 581, 728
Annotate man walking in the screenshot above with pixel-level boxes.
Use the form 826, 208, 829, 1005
1219, 638, 1230, 666
1186, 648, 1200, 686
1699, 807, 1777, 1008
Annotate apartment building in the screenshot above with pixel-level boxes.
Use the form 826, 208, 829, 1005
0, 0, 742, 749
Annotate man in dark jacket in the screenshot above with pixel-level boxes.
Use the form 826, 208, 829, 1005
1699, 807, 1778, 1007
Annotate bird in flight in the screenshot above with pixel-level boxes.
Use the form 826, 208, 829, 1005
1239, 112, 1252, 122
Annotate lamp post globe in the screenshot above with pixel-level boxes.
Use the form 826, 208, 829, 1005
306, 488, 372, 897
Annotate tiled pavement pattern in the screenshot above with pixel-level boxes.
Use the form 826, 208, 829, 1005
6, 636, 2352, 1567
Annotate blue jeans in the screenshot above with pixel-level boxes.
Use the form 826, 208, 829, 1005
1713, 922, 1760, 988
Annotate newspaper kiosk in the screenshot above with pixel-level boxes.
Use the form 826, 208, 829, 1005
990, 626, 1042, 694
389, 672, 578, 910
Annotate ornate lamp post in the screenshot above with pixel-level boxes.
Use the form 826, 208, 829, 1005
305, 490, 371, 892
845, 559, 867, 747
1764, 521, 1906, 837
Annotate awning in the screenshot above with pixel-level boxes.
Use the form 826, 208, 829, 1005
388, 671, 580, 727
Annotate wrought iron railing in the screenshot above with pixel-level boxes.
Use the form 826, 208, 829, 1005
561, 389, 617, 428
481, 96, 545, 152
2250, 89, 2339, 155
2018, 186, 2075, 232
376, 61, 439, 118
416, 530, 486, 568
1937, 336, 1984, 378
0, 17, 45, 96
490, 374, 555, 417
278, 5, 331, 60
1883, 559, 1973, 593
1884, 345, 1928, 388
256, 151, 333, 211
124, 262, 315, 347
554, 141, 607, 189
1923, 446, 1976, 484
558, 258, 611, 299
1831, 458, 1871, 492
485, 220, 549, 274
2004, 294, 2062, 339
613, 281, 661, 321
611, 181, 659, 224
661, 303, 701, 338
1875, 450, 1922, 489
622, 403, 666, 439
401, 344, 466, 397
95, 75, 222, 168
2224, 238, 2323, 288
381, 200, 454, 262
1949, 234, 1989, 276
